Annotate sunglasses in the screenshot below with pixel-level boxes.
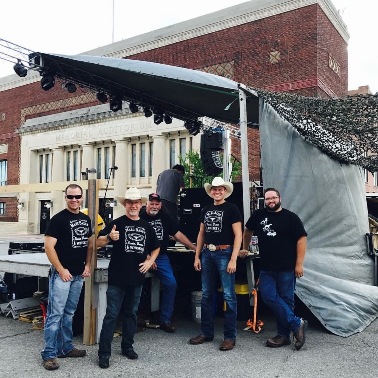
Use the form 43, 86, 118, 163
66, 195, 82, 200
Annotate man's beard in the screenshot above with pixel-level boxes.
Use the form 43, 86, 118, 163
267, 201, 281, 212
149, 209, 159, 215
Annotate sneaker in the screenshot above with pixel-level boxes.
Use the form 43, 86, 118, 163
99, 356, 110, 369
42, 358, 59, 371
122, 349, 138, 360
58, 348, 86, 358
266, 335, 291, 348
293, 319, 307, 350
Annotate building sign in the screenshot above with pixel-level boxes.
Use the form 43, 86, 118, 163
328, 54, 341, 76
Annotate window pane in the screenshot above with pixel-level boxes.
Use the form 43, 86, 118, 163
131, 144, 136, 178
97, 148, 102, 179
104, 147, 110, 179
73, 151, 78, 181
179, 138, 186, 158
140, 143, 145, 177
39, 155, 44, 183
169, 139, 175, 167
0, 160, 7, 186
66, 151, 71, 181
45, 154, 51, 183
149, 142, 153, 176
0, 202, 5, 215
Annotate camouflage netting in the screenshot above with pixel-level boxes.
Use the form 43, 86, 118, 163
255, 89, 378, 172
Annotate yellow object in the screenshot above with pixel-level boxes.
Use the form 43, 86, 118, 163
235, 283, 249, 295
80, 208, 105, 233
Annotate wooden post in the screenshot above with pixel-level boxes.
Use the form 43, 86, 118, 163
83, 179, 99, 345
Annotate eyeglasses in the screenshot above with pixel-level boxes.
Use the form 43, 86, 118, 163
265, 196, 279, 201
66, 195, 82, 200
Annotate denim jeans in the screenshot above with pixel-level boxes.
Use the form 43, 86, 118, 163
200, 247, 237, 341
41, 267, 84, 360
155, 254, 177, 324
98, 284, 143, 358
259, 270, 301, 339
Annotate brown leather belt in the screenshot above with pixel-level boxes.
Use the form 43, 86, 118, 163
204, 244, 231, 251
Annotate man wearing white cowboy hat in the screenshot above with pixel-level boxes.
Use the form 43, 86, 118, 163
189, 177, 242, 351
97, 187, 160, 369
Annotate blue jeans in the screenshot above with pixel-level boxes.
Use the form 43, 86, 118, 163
41, 267, 84, 360
98, 284, 143, 358
200, 247, 237, 341
259, 270, 301, 339
155, 254, 177, 324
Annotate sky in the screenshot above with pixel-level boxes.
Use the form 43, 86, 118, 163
0, 0, 377, 93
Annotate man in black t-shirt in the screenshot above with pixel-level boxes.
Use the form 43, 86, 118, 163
41, 184, 94, 371
189, 177, 242, 352
241, 187, 308, 351
140, 193, 196, 333
97, 188, 159, 369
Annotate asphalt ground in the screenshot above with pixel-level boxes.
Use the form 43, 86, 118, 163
1, 235, 378, 377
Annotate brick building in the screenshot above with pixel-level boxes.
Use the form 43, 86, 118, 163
0, 0, 351, 232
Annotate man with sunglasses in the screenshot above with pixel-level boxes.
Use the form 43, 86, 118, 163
41, 184, 94, 371
241, 187, 308, 351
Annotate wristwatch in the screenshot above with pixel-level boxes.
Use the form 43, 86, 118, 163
106, 233, 112, 242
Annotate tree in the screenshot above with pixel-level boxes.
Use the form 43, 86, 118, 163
179, 150, 242, 188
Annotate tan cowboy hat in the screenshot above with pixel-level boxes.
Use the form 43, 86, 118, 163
117, 187, 147, 204
204, 177, 233, 198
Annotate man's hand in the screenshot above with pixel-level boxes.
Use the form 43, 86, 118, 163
59, 268, 72, 282
108, 224, 119, 241
82, 264, 91, 278
238, 249, 249, 258
146, 254, 157, 270
227, 259, 237, 274
194, 257, 201, 271
139, 259, 155, 274
295, 263, 304, 278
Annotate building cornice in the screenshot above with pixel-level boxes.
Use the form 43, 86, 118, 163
86, 0, 349, 59
18, 105, 136, 135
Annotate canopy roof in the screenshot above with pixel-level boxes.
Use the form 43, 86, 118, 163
30, 53, 259, 125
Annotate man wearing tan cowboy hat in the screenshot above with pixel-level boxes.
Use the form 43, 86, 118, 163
189, 177, 242, 351
97, 187, 160, 369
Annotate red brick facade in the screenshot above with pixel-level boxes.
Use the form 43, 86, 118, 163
0, 2, 348, 221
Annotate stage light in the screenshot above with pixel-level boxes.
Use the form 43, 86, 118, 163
63, 82, 77, 93
164, 114, 172, 124
154, 112, 163, 125
41, 74, 55, 91
13, 60, 27, 77
110, 95, 122, 112
184, 119, 201, 136
143, 107, 152, 118
129, 102, 139, 113
96, 92, 108, 103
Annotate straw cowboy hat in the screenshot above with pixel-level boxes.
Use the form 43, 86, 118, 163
117, 187, 147, 204
204, 177, 233, 198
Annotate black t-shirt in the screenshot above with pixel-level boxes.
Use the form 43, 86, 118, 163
139, 208, 179, 255
200, 202, 242, 245
45, 209, 93, 275
245, 208, 307, 271
99, 215, 160, 286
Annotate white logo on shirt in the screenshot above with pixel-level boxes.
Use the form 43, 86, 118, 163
260, 217, 276, 237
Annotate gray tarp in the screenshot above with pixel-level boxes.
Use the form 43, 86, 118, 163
259, 99, 378, 337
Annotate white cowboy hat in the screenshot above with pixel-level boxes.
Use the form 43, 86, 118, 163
117, 187, 147, 204
204, 177, 233, 198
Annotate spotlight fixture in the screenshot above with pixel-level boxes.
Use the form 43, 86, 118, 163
13, 60, 27, 77
109, 94, 123, 112
96, 91, 108, 103
143, 107, 153, 118
129, 102, 139, 113
154, 112, 163, 125
164, 114, 172, 124
41, 74, 55, 91
63, 82, 77, 93
184, 119, 201, 136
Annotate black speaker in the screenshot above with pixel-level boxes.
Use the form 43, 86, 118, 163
200, 149, 223, 176
200, 132, 223, 150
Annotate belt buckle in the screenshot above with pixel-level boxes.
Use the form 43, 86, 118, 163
208, 244, 216, 251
